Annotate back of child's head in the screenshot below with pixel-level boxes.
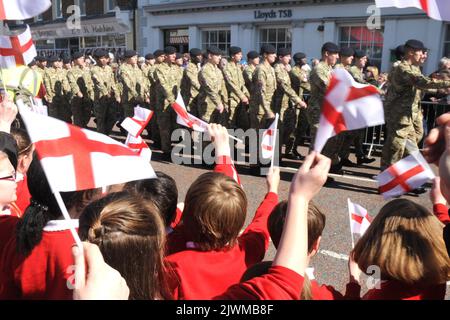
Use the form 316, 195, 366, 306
268, 200, 326, 253
182, 172, 247, 251
10, 128, 32, 158
353, 199, 450, 286
123, 171, 178, 227
78, 192, 171, 300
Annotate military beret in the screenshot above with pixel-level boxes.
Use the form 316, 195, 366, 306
153, 49, 165, 58
260, 44, 276, 55
28, 59, 37, 67
229, 46, 242, 56
72, 52, 84, 60
0, 132, 18, 171
47, 56, 61, 63
35, 56, 47, 62
124, 50, 138, 58
405, 39, 426, 51
321, 42, 340, 54
189, 48, 202, 57
394, 45, 405, 60
175, 53, 183, 60
354, 50, 367, 59
94, 49, 109, 58
145, 53, 155, 60
164, 46, 177, 55
277, 47, 291, 57
247, 51, 259, 60
207, 46, 222, 56
62, 55, 71, 64
293, 52, 306, 61
339, 47, 355, 57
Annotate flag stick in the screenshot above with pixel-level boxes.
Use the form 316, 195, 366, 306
228, 133, 243, 144
0, 68, 9, 100
270, 114, 279, 169
347, 198, 355, 249
54, 191, 83, 252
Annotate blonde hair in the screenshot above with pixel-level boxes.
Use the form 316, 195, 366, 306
353, 199, 450, 286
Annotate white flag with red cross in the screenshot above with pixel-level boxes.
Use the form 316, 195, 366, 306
314, 68, 384, 153
347, 199, 372, 237
19, 106, 156, 192
261, 114, 279, 160
120, 106, 154, 138
0, 0, 51, 20
376, 150, 435, 199
125, 134, 152, 163
172, 92, 209, 132
375, 0, 450, 21
0, 25, 37, 68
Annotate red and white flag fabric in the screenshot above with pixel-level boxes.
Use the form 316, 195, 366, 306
19, 106, 156, 192
375, 0, 450, 21
120, 106, 154, 138
347, 199, 372, 236
172, 92, 209, 132
314, 68, 384, 153
376, 150, 435, 199
0, 25, 36, 68
125, 134, 152, 163
0, 0, 51, 20
261, 114, 279, 160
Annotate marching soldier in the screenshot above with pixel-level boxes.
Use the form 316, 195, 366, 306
243, 51, 260, 94
197, 46, 228, 124
222, 46, 250, 129
381, 39, 450, 169
147, 50, 166, 148
181, 48, 202, 113
43, 56, 72, 123
91, 49, 121, 135
174, 53, 185, 89
273, 48, 307, 160
67, 52, 95, 128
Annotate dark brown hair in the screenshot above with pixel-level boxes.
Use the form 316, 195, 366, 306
181, 172, 247, 251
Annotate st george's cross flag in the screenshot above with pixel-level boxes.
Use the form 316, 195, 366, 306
376, 150, 435, 199
0, 25, 36, 68
125, 134, 152, 163
261, 114, 279, 160
172, 92, 209, 132
19, 106, 156, 192
347, 199, 372, 236
375, 0, 450, 21
120, 106, 154, 138
314, 68, 384, 153
0, 0, 51, 21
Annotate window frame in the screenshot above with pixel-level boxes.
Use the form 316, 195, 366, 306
258, 26, 292, 51
201, 28, 231, 54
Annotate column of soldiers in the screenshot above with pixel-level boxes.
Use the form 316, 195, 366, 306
33, 37, 450, 179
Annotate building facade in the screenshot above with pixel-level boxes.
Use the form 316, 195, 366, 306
24, 0, 137, 57
138, 0, 450, 74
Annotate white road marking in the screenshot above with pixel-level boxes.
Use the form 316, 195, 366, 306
319, 249, 349, 261
281, 166, 378, 183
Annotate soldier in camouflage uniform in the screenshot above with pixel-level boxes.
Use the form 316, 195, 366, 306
181, 48, 202, 113
35, 56, 47, 79
243, 51, 260, 94
90, 49, 121, 135
154, 46, 179, 159
147, 50, 165, 147
67, 52, 94, 128
223, 46, 250, 129
290, 52, 311, 157
174, 53, 185, 90
308, 42, 343, 172
381, 39, 450, 169
43, 56, 72, 123
273, 48, 307, 160
197, 46, 228, 124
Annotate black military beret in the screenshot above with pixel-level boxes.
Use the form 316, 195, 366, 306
189, 48, 202, 57
35, 56, 47, 62
175, 53, 183, 60
247, 51, 259, 60
339, 47, 355, 57
207, 46, 222, 56
164, 46, 177, 55
0, 132, 18, 171
94, 49, 109, 58
153, 49, 165, 58
354, 50, 367, 59
260, 44, 276, 55
277, 47, 291, 57
229, 46, 242, 56
145, 53, 155, 60
321, 42, 340, 54
394, 45, 405, 60
124, 50, 138, 58
47, 56, 61, 63
405, 39, 426, 51
62, 55, 71, 64
72, 52, 84, 60
293, 52, 306, 61
28, 59, 37, 67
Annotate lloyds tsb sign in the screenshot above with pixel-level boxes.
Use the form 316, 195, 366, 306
254, 9, 293, 21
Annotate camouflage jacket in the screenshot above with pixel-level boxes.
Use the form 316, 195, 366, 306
243, 64, 257, 94
198, 62, 227, 108
223, 60, 249, 105
309, 61, 333, 110
252, 62, 277, 115
274, 63, 303, 112
290, 65, 311, 97
154, 62, 179, 106
67, 65, 95, 101
181, 61, 201, 103
91, 65, 120, 100
43, 67, 71, 102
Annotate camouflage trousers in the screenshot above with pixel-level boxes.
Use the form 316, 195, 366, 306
339, 129, 365, 160
196, 101, 223, 125
305, 104, 343, 165
156, 104, 176, 154
71, 96, 93, 128
94, 97, 118, 136
413, 109, 424, 146
280, 107, 298, 154
227, 100, 250, 130
381, 114, 417, 168
48, 98, 72, 124
295, 108, 309, 145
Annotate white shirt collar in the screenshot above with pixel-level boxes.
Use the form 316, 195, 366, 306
43, 219, 79, 232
